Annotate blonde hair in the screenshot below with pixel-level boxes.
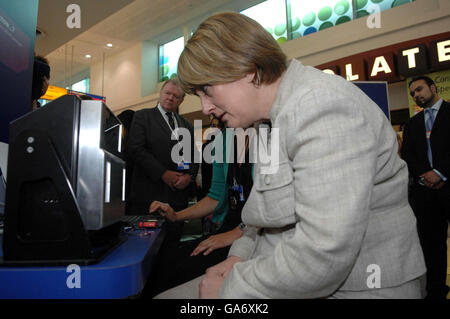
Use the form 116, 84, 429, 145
177, 12, 287, 95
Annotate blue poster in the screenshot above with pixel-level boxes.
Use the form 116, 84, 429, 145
0, 0, 39, 143
353, 81, 390, 120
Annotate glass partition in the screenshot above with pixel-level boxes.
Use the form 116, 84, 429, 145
288, 0, 353, 39
241, 0, 288, 44
354, 0, 415, 19
159, 36, 185, 82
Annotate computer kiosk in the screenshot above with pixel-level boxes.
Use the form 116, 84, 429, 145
2, 95, 126, 266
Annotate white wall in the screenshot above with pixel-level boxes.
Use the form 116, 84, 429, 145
90, 0, 450, 114
90, 42, 144, 112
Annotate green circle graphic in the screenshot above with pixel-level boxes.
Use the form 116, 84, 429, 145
319, 21, 334, 30
336, 15, 351, 25
274, 23, 287, 36
318, 7, 332, 21
355, 0, 368, 10
302, 12, 316, 26
392, 0, 411, 7
291, 17, 301, 31
334, 0, 350, 15
355, 10, 370, 18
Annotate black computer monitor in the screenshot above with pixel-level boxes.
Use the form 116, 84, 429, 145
2, 95, 126, 265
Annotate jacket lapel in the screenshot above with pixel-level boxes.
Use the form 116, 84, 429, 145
173, 113, 185, 129
431, 101, 449, 134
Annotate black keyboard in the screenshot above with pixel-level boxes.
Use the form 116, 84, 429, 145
121, 215, 164, 228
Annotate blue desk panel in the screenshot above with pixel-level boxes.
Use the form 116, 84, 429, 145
0, 229, 162, 299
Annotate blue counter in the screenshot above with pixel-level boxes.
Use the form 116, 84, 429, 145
0, 228, 163, 299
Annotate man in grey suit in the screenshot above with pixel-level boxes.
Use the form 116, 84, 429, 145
127, 79, 198, 241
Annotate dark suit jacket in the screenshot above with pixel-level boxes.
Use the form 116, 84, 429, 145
401, 100, 450, 184
127, 106, 199, 213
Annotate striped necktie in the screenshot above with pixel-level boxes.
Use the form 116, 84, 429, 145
425, 108, 436, 166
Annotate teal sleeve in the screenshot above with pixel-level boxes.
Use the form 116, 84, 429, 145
207, 161, 226, 201
206, 130, 229, 227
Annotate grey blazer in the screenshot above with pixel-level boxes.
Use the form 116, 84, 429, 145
220, 60, 426, 298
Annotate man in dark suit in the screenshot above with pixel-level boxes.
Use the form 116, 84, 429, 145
401, 76, 450, 299
127, 79, 198, 241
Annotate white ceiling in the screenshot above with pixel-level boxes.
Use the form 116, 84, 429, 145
38, 0, 256, 86
35, 0, 135, 56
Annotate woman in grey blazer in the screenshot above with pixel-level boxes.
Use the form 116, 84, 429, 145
164, 12, 426, 299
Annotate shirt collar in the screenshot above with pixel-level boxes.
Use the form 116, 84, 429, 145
157, 103, 168, 116
429, 98, 443, 113
157, 103, 178, 129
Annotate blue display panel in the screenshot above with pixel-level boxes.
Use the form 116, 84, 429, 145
0, 0, 39, 143
354, 81, 390, 120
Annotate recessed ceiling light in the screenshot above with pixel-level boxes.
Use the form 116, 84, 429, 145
85, 54, 92, 59
106, 43, 113, 48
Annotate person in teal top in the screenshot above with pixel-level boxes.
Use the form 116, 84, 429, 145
142, 124, 254, 298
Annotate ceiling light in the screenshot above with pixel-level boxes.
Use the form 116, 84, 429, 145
85, 54, 92, 59
106, 43, 113, 48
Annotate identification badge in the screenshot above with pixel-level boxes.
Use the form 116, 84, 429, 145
232, 177, 239, 191
239, 185, 245, 201
177, 161, 190, 170
426, 130, 431, 139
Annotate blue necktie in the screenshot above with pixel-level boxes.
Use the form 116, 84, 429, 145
425, 108, 435, 166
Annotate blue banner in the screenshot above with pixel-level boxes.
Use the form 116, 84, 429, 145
0, 0, 39, 143
353, 81, 390, 120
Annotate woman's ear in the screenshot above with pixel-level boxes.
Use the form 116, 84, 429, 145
248, 72, 261, 88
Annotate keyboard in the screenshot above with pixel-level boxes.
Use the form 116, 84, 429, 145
121, 215, 164, 228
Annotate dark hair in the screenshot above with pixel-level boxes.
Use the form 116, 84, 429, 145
31, 56, 51, 101
408, 76, 435, 88
35, 55, 49, 66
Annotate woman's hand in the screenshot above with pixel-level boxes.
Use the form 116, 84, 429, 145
199, 256, 242, 299
149, 201, 177, 222
191, 227, 243, 256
